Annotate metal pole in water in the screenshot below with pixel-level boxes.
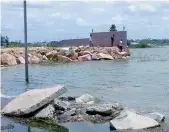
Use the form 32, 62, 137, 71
24, 0, 29, 83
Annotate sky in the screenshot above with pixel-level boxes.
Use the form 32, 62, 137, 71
1, 0, 169, 42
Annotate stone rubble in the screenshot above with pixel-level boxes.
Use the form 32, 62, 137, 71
1, 46, 130, 66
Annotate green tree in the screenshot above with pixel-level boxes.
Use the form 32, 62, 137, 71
127, 40, 131, 46
109, 24, 117, 32
5, 36, 9, 47
1, 36, 6, 46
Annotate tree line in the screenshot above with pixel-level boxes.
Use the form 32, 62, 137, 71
1, 35, 57, 47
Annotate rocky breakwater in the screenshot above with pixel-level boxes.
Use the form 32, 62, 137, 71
1, 46, 130, 66
1, 87, 165, 131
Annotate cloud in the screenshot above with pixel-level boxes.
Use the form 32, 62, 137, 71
76, 18, 88, 26
51, 12, 71, 20
91, 7, 104, 13
161, 16, 169, 21
111, 15, 125, 25
51, 12, 61, 17
1, 1, 169, 41
128, 3, 157, 13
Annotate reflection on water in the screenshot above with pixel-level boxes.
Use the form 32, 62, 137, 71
1, 47, 169, 132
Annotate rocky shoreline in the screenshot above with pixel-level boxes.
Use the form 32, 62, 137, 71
1, 86, 165, 131
1, 46, 130, 66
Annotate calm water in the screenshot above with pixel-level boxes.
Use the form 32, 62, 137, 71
1, 48, 169, 132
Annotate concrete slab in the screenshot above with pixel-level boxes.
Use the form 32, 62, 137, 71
2, 85, 66, 116
110, 110, 159, 130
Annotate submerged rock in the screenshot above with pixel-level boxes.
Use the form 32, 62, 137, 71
110, 110, 159, 130
2, 85, 66, 116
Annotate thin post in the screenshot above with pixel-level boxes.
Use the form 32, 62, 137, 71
24, 0, 29, 83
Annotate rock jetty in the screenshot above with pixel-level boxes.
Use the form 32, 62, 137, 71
1, 46, 130, 66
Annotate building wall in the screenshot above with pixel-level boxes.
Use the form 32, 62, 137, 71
58, 38, 89, 47
58, 31, 127, 47
91, 31, 127, 47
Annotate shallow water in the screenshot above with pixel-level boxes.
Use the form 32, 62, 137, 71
1, 47, 169, 132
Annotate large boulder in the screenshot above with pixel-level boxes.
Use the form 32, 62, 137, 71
97, 53, 114, 60
46, 52, 54, 59
67, 48, 78, 60
91, 53, 100, 60
76, 94, 95, 104
28, 55, 41, 64
1, 53, 17, 65
81, 51, 92, 56
78, 54, 92, 61
2, 85, 66, 116
53, 99, 70, 111
57, 49, 69, 56
110, 110, 159, 130
58, 55, 72, 62
45, 51, 57, 60
42, 55, 48, 60
86, 104, 122, 116
16, 56, 25, 64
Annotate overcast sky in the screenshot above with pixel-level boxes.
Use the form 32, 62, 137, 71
1, 0, 169, 42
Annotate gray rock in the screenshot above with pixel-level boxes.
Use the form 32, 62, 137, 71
111, 102, 124, 110
110, 110, 159, 130
2, 85, 66, 116
59, 96, 76, 101
76, 94, 95, 104
53, 99, 70, 111
64, 108, 76, 116
86, 104, 116, 116
35, 104, 55, 119
146, 112, 165, 123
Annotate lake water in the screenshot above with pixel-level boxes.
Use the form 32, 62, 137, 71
1, 47, 169, 132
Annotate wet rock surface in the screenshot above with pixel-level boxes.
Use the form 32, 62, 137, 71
1, 93, 165, 131
2, 85, 66, 116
